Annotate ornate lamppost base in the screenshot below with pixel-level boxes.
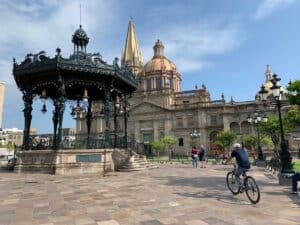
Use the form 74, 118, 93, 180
278, 141, 294, 185
254, 146, 266, 167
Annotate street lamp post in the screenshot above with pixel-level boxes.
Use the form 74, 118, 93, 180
247, 111, 268, 162
190, 129, 201, 147
269, 74, 293, 176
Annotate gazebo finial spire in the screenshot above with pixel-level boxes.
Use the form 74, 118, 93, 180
79, 2, 82, 27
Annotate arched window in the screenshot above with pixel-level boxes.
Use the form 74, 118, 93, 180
230, 122, 240, 134
156, 78, 162, 89
146, 79, 151, 90
241, 121, 251, 134
209, 131, 219, 150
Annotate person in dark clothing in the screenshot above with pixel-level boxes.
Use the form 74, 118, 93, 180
191, 146, 199, 168
199, 145, 207, 168
291, 172, 300, 194
225, 143, 250, 188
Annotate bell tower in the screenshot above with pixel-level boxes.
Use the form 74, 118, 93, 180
121, 19, 143, 76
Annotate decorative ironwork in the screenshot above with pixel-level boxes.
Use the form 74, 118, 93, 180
13, 25, 138, 150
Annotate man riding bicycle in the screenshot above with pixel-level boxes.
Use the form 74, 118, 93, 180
225, 143, 251, 189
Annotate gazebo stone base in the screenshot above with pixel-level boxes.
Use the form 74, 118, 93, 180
14, 149, 114, 175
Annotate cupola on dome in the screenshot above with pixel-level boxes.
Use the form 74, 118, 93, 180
72, 25, 89, 47
143, 40, 177, 73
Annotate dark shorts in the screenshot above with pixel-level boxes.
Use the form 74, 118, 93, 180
199, 154, 206, 161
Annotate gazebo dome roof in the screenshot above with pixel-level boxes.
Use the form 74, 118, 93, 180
72, 25, 89, 47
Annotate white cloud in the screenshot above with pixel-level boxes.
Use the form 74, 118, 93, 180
0, 0, 245, 130
140, 23, 242, 73
253, 0, 295, 20
0, 60, 13, 84
0, 0, 118, 82
0, 0, 119, 130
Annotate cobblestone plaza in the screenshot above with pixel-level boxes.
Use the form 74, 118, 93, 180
0, 164, 299, 225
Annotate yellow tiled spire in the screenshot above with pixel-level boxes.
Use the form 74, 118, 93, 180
121, 19, 143, 75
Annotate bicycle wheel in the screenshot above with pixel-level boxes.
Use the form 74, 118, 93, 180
226, 171, 239, 195
244, 176, 260, 204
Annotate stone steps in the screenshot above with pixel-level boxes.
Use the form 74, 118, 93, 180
117, 154, 159, 172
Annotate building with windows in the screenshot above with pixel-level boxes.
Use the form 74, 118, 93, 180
76, 20, 297, 156
0, 128, 23, 147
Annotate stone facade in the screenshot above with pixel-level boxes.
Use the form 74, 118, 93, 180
15, 149, 114, 175
0, 127, 23, 147
75, 20, 298, 156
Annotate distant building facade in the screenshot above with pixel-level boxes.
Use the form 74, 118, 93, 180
0, 128, 23, 147
76, 20, 297, 155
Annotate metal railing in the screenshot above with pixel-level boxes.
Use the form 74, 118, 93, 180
26, 135, 139, 150
266, 157, 281, 173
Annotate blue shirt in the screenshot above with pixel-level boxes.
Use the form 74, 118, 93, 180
231, 148, 250, 169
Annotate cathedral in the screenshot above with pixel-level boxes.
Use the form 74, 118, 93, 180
76, 20, 289, 155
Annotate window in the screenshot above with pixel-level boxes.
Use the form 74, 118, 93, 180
146, 79, 151, 90
211, 115, 217, 126
160, 131, 164, 139
176, 117, 183, 127
178, 138, 184, 146
168, 78, 173, 89
156, 78, 162, 89
187, 116, 194, 127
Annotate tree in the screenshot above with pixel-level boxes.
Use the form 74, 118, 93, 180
283, 106, 300, 130
260, 107, 300, 157
161, 136, 177, 160
214, 131, 237, 156
260, 116, 281, 157
287, 80, 300, 106
243, 134, 257, 159
151, 140, 165, 159
243, 134, 273, 160
6, 143, 15, 154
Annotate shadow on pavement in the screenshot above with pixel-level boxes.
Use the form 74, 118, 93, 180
174, 190, 253, 206
154, 176, 227, 191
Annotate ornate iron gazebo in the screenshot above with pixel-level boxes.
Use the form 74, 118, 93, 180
13, 25, 138, 150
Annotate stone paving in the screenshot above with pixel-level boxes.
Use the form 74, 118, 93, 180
0, 164, 299, 225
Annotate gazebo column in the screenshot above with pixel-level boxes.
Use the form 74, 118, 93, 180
113, 97, 119, 148
103, 88, 111, 148
86, 99, 92, 148
57, 98, 65, 149
22, 93, 33, 150
123, 94, 129, 149
52, 100, 59, 149
55, 76, 66, 149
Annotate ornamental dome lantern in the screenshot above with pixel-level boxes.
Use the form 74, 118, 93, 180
72, 25, 89, 53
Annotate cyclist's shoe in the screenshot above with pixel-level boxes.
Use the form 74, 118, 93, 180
239, 185, 245, 193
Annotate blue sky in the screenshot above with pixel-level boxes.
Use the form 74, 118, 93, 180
0, 0, 299, 133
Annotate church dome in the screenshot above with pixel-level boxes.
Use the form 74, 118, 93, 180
72, 25, 89, 47
143, 40, 177, 74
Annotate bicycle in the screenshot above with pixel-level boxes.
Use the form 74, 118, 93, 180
226, 165, 260, 204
